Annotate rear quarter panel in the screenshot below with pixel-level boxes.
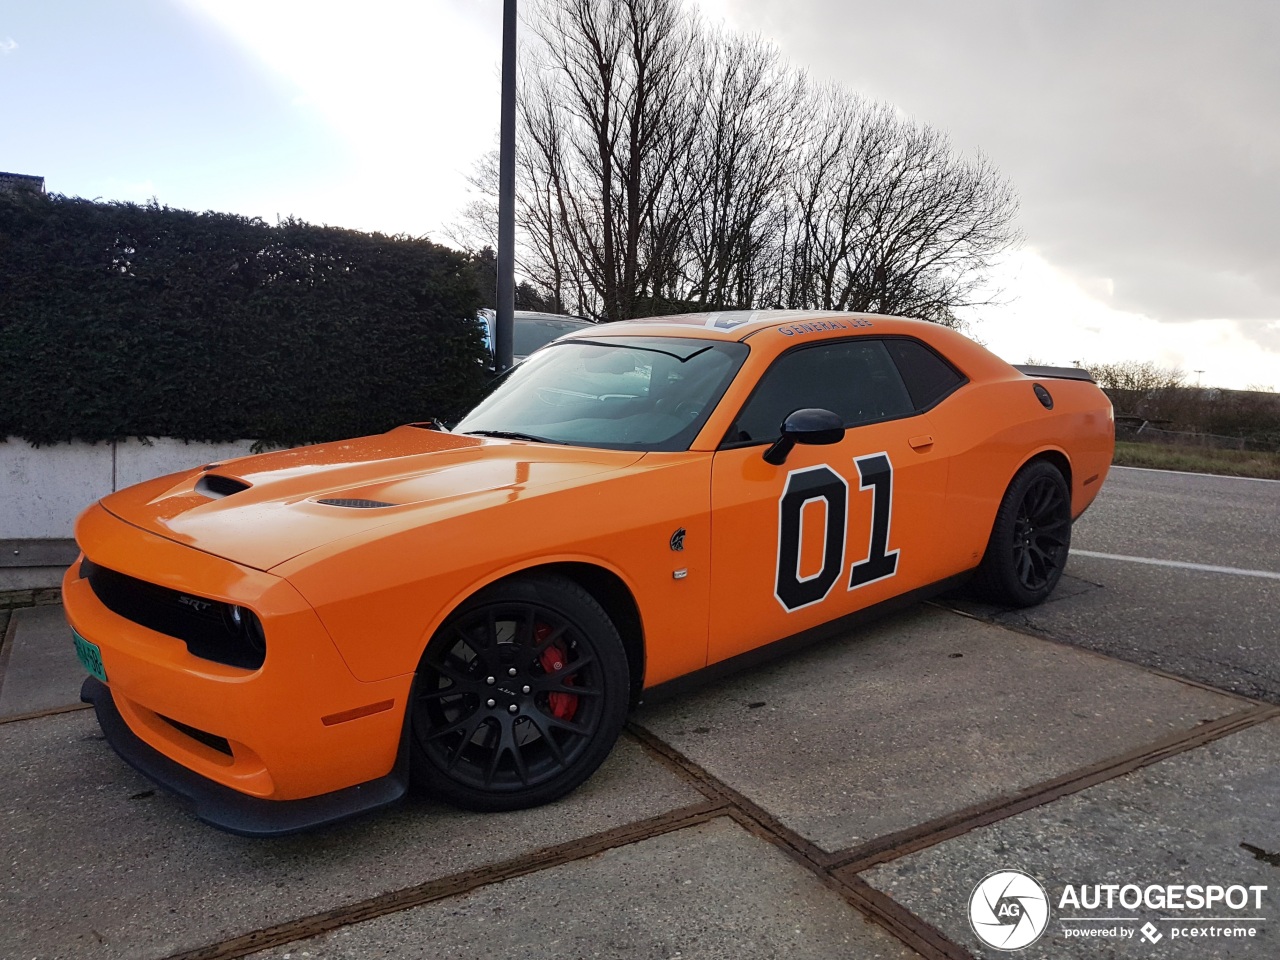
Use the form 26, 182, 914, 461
927, 375, 1114, 572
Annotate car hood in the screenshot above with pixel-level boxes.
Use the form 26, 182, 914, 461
98, 426, 644, 571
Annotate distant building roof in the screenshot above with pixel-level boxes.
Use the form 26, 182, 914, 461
0, 172, 46, 195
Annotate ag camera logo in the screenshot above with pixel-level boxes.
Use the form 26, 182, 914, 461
969, 869, 1051, 951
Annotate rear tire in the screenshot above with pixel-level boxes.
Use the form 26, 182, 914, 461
973, 460, 1072, 607
409, 573, 629, 811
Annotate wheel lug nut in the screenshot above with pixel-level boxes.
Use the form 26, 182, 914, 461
508, 704, 518, 714
508, 667, 518, 677
486, 676, 495, 685
487, 699, 496, 708
522, 685, 531, 694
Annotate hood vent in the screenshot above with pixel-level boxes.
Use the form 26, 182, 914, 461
315, 498, 396, 509
196, 474, 251, 499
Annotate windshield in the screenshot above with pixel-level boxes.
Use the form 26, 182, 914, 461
454, 337, 749, 451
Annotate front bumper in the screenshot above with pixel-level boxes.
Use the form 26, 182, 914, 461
80, 676, 408, 837
65, 504, 417, 831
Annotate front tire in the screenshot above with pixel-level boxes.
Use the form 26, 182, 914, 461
409, 573, 629, 811
973, 460, 1072, 607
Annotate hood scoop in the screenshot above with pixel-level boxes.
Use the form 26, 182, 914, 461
314, 498, 397, 509
195, 474, 251, 499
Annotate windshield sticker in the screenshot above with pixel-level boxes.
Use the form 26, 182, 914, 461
700, 310, 814, 329
778, 318, 875, 337
702, 312, 755, 329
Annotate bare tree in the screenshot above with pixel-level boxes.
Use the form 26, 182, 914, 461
518, 0, 702, 321
777, 89, 1019, 324
455, 0, 1021, 326
781, 90, 885, 312
675, 32, 806, 310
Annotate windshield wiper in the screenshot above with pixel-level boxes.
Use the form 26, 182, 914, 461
461, 429, 550, 443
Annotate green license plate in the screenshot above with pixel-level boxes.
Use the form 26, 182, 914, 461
72, 630, 108, 682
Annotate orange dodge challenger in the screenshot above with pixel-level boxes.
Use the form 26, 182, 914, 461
64, 311, 1113, 835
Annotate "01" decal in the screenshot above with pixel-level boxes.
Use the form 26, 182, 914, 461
774, 453, 899, 613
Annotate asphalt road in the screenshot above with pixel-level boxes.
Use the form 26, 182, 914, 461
950, 464, 1280, 703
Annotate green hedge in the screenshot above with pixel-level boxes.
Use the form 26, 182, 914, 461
0, 194, 487, 446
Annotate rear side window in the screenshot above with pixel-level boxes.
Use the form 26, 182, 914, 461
884, 338, 966, 410
728, 339, 915, 444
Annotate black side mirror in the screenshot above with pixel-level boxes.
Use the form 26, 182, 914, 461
763, 408, 845, 465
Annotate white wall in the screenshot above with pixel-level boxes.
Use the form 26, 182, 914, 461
1, 437, 260, 539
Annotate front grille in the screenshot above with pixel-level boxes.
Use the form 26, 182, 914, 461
81, 559, 266, 670
159, 714, 234, 757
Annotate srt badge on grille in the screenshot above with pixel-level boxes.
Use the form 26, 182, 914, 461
178, 595, 212, 612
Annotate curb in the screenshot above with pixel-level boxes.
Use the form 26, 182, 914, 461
0, 587, 63, 610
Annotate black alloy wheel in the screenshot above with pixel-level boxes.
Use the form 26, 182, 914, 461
410, 573, 629, 811
974, 460, 1072, 607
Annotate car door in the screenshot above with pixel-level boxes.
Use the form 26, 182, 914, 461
707, 337, 949, 664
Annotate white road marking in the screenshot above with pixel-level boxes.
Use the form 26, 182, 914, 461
1073, 549, 1280, 581
1111, 464, 1280, 484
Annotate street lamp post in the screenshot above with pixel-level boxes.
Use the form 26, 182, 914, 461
495, 0, 517, 373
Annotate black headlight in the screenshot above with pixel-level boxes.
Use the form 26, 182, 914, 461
224, 604, 267, 657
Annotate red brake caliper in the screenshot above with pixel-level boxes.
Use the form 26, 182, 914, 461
535, 623, 579, 721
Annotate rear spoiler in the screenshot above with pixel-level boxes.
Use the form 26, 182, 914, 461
1014, 364, 1095, 383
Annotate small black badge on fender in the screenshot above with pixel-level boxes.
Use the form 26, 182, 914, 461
669, 528, 686, 552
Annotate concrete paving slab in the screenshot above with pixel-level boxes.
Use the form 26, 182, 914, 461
634, 604, 1244, 853
0, 602, 84, 718
0, 711, 703, 960
247, 818, 920, 960
862, 718, 1280, 959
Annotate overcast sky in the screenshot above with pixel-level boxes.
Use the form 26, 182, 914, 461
3, 0, 1277, 389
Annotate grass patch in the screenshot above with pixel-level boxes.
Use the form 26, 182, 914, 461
1114, 440, 1280, 479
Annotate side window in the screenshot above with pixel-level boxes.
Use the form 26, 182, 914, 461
728, 339, 915, 444
884, 338, 965, 410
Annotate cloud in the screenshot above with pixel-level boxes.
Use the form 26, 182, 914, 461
1, 36, 18, 54
726, 0, 1280, 363
965, 250, 1280, 391
180, 0, 503, 236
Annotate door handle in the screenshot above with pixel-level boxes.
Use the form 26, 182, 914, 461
908, 434, 934, 451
